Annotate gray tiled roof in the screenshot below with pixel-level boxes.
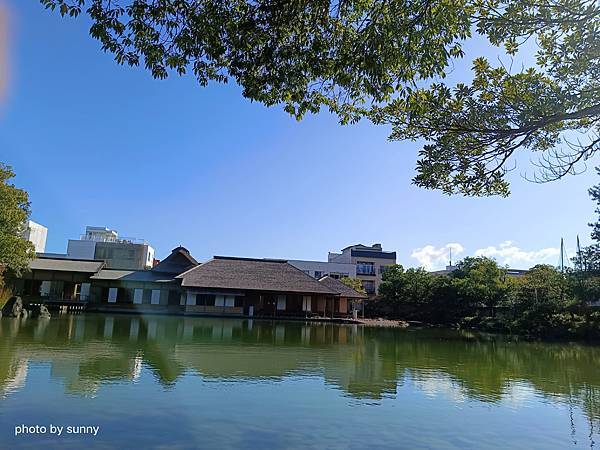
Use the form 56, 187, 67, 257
29, 258, 105, 273
178, 256, 337, 294
318, 276, 368, 299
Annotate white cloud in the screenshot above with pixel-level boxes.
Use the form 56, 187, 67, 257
473, 241, 560, 268
411, 241, 563, 270
411, 243, 464, 270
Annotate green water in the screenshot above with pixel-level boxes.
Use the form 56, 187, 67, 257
0, 314, 599, 449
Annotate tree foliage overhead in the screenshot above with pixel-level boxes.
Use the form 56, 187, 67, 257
377, 0, 599, 196
41, 0, 599, 196
41, 0, 471, 120
0, 164, 35, 278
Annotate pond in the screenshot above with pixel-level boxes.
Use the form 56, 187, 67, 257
0, 314, 599, 449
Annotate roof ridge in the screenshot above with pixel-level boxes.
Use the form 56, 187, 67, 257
213, 256, 287, 263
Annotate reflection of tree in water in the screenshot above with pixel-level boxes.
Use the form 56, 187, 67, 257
576, 385, 600, 449
1, 314, 600, 440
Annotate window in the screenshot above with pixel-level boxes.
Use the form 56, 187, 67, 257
197, 294, 215, 306
80, 283, 91, 301
362, 280, 375, 294
380, 265, 389, 274
302, 296, 312, 312
151, 289, 161, 305
40, 281, 51, 297
215, 295, 225, 307
314, 271, 322, 279
133, 288, 143, 304
356, 262, 375, 275
108, 287, 118, 303
276, 295, 287, 311
225, 295, 235, 307
186, 292, 196, 305
329, 272, 350, 280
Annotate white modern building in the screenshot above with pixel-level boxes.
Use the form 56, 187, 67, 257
66, 226, 155, 270
328, 243, 396, 295
289, 243, 397, 296
23, 220, 47, 253
288, 260, 357, 280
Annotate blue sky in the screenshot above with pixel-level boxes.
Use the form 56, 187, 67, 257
1, 1, 598, 270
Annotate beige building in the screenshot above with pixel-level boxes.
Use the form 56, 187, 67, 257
328, 243, 396, 296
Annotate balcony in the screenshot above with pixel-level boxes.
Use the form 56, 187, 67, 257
356, 267, 376, 276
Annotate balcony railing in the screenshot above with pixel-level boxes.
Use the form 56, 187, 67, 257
79, 234, 148, 245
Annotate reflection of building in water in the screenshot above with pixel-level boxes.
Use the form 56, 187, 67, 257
132, 355, 143, 381
0, 359, 28, 398
0, 315, 396, 398
1, 312, 600, 440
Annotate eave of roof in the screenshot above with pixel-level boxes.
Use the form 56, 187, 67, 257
318, 276, 368, 299
28, 257, 105, 273
91, 269, 178, 282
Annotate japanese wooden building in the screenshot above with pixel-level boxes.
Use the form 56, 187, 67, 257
14, 247, 366, 319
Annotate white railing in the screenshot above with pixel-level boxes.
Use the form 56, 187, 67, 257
79, 234, 148, 245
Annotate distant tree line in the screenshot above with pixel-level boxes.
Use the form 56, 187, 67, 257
371, 258, 600, 339
370, 171, 600, 339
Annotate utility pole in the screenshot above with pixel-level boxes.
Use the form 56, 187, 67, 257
559, 238, 565, 273
576, 235, 585, 272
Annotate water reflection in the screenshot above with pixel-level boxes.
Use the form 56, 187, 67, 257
1, 314, 600, 444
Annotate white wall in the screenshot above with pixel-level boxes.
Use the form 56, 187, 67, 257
145, 245, 155, 268
24, 220, 48, 253
288, 260, 357, 279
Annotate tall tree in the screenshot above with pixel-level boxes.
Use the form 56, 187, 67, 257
450, 256, 510, 316
0, 164, 34, 280
515, 264, 569, 313
41, 1, 599, 196
379, 265, 434, 306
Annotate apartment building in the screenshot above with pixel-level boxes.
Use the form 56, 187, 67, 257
288, 260, 356, 280
328, 243, 396, 295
